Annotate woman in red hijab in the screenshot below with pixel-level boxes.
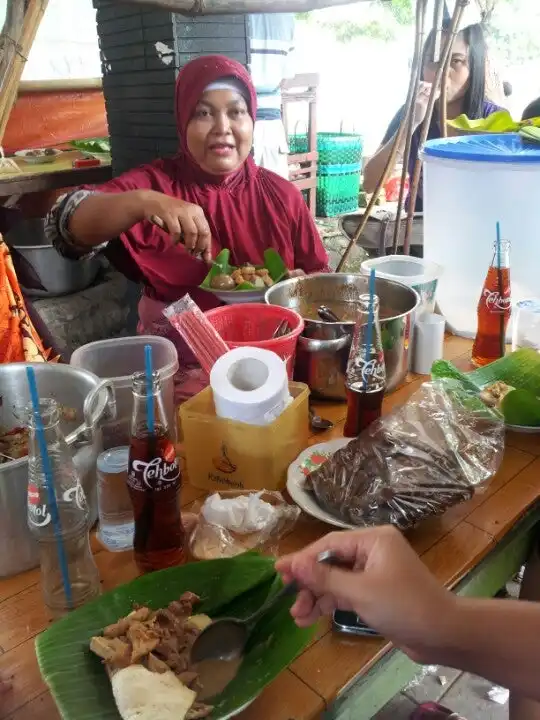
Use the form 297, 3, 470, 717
46, 55, 329, 401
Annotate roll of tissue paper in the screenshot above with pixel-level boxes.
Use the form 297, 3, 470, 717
210, 346, 290, 426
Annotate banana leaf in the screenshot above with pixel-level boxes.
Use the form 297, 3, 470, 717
36, 553, 315, 720
447, 110, 540, 135
201, 248, 287, 292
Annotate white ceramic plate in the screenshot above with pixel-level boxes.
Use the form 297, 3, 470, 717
200, 286, 266, 305
15, 148, 61, 164
287, 438, 357, 530
80, 150, 111, 163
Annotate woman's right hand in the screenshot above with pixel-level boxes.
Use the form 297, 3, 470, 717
138, 189, 213, 263
413, 81, 440, 129
276, 526, 458, 663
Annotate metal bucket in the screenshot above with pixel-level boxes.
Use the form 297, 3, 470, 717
0, 363, 114, 577
265, 273, 420, 400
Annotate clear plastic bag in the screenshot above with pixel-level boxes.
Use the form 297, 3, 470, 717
306, 379, 505, 530
189, 490, 300, 560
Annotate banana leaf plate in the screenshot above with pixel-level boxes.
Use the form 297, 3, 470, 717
432, 349, 540, 433
200, 248, 287, 305
36, 553, 315, 720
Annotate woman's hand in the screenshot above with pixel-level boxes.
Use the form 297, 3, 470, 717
287, 269, 306, 279
276, 526, 458, 663
413, 81, 440, 129
139, 189, 213, 263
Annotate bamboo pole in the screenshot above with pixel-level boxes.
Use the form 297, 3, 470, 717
0, 0, 25, 95
0, 0, 50, 145
391, 0, 428, 254
336, 0, 428, 273
403, 0, 468, 255
119, 0, 368, 13
19, 77, 103, 93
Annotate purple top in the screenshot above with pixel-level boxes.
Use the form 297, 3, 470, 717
381, 100, 500, 212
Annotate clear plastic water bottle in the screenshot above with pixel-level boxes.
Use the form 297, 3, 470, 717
25, 398, 100, 616
96, 447, 134, 552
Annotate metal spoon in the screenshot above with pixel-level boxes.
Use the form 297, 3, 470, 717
318, 305, 341, 323
309, 406, 334, 432
150, 214, 204, 260
190, 551, 345, 667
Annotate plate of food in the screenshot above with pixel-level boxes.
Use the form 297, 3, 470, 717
287, 438, 356, 529
15, 148, 61, 165
432, 348, 540, 434
200, 248, 287, 305
71, 138, 111, 162
36, 552, 315, 720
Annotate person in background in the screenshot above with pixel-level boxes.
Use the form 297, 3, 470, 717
46, 56, 328, 403
363, 23, 500, 212
249, 13, 296, 179
277, 526, 540, 720
522, 97, 540, 121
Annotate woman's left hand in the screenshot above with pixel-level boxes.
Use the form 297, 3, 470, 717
288, 269, 306, 279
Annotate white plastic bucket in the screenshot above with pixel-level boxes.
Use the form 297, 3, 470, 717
71, 336, 179, 448
360, 255, 443, 317
422, 133, 540, 338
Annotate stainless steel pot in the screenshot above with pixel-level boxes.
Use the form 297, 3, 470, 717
6, 218, 101, 298
0, 363, 115, 577
265, 273, 420, 400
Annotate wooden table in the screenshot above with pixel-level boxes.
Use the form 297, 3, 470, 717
1, 336, 540, 720
0, 151, 112, 198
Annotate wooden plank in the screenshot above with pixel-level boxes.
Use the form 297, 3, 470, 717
119, 0, 367, 13
18, 79, 103, 93
3, 691, 60, 720
0, 640, 47, 718
239, 669, 324, 720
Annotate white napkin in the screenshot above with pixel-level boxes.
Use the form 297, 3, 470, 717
201, 492, 277, 535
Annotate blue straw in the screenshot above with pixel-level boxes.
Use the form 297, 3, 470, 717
26, 367, 73, 610
496, 221, 501, 267
364, 269, 376, 391
144, 344, 155, 434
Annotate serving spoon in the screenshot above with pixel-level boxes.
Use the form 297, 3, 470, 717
190, 551, 346, 671
318, 305, 342, 323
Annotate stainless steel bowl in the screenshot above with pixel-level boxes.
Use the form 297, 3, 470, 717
6, 218, 101, 298
0, 363, 114, 577
265, 273, 420, 399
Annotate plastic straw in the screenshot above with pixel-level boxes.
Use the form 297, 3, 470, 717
364, 269, 376, 391
144, 345, 155, 435
26, 367, 73, 609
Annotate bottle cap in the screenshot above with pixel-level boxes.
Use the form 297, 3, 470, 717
97, 446, 129, 475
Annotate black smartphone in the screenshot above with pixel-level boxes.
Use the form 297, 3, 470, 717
332, 610, 381, 637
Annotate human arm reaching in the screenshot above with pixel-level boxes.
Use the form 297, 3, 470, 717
276, 526, 540, 703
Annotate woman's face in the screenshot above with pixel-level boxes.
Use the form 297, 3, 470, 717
186, 89, 253, 175
423, 34, 470, 103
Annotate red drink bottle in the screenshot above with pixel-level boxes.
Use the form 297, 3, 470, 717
343, 294, 386, 438
472, 239, 511, 367
127, 371, 185, 573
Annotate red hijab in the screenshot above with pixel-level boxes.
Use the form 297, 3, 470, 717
99, 55, 328, 307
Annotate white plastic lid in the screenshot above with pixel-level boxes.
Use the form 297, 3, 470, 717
97, 446, 130, 474
516, 299, 540, 314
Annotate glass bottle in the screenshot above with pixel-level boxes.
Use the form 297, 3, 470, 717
343, 294, 387, 438
25, 398, 100, 616
472, 239, 511, 367
127, 372, 185, 573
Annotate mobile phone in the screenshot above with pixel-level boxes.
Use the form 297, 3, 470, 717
332, 610, 381, 637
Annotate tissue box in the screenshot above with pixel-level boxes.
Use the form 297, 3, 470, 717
179, 382, 310, 492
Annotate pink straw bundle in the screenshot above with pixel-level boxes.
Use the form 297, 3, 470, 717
163, 294, 229, 375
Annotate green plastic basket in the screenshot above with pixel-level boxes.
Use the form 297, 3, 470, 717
288, 132, 363, 165
316, 162, 361, 217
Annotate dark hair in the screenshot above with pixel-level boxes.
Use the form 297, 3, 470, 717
522, 98, 540, 121
503, 81, 512, 97
423, 22, 487, 120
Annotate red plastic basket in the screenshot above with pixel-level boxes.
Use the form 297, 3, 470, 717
205, 304, 304, 378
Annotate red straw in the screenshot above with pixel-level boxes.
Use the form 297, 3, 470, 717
163, 295, 229, 375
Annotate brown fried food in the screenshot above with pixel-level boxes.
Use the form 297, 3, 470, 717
90, 636, 131, 667
231, 269, 244, 285
127, 621, 160, 663
146, 653, 170, 674
187, 703, 214, 719
240, 264, 256, 276
103, 607, 151, 638
177, 671, 199, 688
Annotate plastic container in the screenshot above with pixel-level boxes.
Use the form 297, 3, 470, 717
361, 255, 443, 317
179, 382, 310, 492
70, 336, 179, 448
421, 133, 540, 338
288, 132, 363, 165
317, 162, 362, 217
205, 304, 304, 379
